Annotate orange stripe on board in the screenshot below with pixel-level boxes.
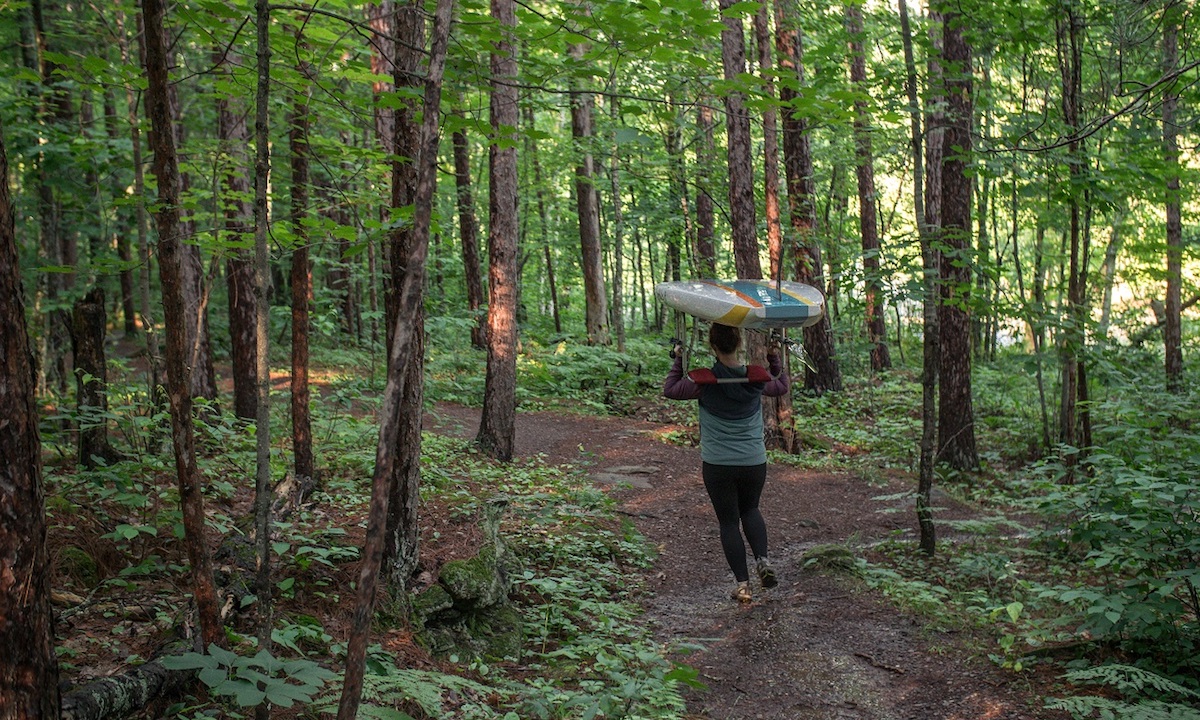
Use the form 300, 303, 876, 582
700, 279, 763, 308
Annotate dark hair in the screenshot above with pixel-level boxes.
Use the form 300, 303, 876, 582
709, 323, 742, 355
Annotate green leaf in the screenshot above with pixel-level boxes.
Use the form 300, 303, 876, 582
160, 653, 218, 671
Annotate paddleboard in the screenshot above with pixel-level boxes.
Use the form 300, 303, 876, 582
655, 279, 825, 329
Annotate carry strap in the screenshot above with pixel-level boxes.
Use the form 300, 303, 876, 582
687, 365, 773, 385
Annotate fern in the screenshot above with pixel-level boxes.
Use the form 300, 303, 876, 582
317, 667, 505, 719
1046, 664, 1200, 719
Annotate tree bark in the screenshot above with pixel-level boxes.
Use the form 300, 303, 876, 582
694, 101, 717, 278
718, 0, 759, 280
754, 3, 793, 452
523, 106, 561, 334
568, 23, 610, 346
899, 0, 936, 555
73, 288, 123, 468
336, 2, 453, 716
477, 0, 520, 461
608, 98, 627, 353
453, 126, 486, 349
936, 6, 978, 472
383, 0, 425, 588
215, 45, 258, 422
290, 75, 315, 492
775, 0, 841, 395
1162, 3, 1183, 393
846, 2, 890, 372
141, 0, 224, 649
0, 114, 61, 720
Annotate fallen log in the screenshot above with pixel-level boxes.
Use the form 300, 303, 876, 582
60, 641, 198, 720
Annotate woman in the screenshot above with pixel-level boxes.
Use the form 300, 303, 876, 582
663, 323, 790, 603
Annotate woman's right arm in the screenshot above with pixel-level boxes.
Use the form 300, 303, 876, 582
663, 354, 702, 400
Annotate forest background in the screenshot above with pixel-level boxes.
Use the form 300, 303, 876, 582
1, 0, 1199, 717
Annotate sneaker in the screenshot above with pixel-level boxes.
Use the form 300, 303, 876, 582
731, 581, 752, 604
756, 557, 778, 589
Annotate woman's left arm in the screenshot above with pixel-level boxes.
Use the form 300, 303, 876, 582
763, 352, 791, 397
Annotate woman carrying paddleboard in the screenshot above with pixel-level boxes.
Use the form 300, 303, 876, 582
663, 323, 789, 604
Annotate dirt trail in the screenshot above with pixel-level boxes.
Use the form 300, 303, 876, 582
426, 404, 1053, 720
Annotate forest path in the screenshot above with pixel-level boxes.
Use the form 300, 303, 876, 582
425, 403, 1053, 720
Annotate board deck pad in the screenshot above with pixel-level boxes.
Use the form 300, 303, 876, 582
655, 279, 824, 329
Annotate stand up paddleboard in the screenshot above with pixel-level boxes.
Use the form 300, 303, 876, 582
655, 279, 824, 329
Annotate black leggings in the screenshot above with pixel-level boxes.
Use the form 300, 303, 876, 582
702, 462, 769, 583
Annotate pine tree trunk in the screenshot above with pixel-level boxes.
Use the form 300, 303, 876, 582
775, 0, 841, 395
718, 0, 759, 280
453, 126, 487, 349
1163, 5, 1183, 392
608, 98, 627, 353
383, 0, 425, 587
73, 288, 122, 468
899, 0, 936, 555
755, 2, 793, 452
290, 78, 315, 495
477, 0, 520, 461
846, 2, 890, 372
337, 6, 453, 715
524, 105, 561, 334
936, 7, 978, 472
141, 0, 224, 649
569, 29, 609, 345
216, 46, 258, 421
0, 115, 61, 719
695, 102, 717, 277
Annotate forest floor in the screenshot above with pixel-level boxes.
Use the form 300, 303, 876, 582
426, 401, 1066, 720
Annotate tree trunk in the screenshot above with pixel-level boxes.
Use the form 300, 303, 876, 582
936, 6, 978, 472
123, 9, 162, 394
141, 0, 224, 649
608, 98, 627, 353
755, 2, 793, 452
103, 87, 138, 338
32, 0, 74, 395
337, 2, 452, 716
215, 45, 258, 422
383, 0, 425, 588
73, 288, 122, 468
477, 0, 520, 461
718, 0, 759, 280
569, 31, 609, 346
775, 0, 841, 395
899, 0, 936, 555
1056, 6, 1089, 473
846, 1, 890, 372
1163, 4, 1183, 393
290, 78, 315, 499
1097, 209, 1124, 337
0, 114, 61, 720
694, 101, 717, 278
524, 105, 561, 334
453, 126, 486, 349
251, 0, 275, 673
